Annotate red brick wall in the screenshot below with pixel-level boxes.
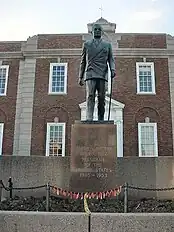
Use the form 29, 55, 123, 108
113, 57, 173, 156
118, 34, 166, 48
37, 33, 167, 49
0, 42, 21, 52
0, 59, 20, 155
31, 57, 86, 156
31, 33, 172, 156
37, 35, 83, 49
31, 56, 173, 156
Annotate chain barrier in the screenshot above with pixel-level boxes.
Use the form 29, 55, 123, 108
1, 178, 174, 214
12, 185, 46, 190
1, 180, 174, 192
126, 185, 174, 191
0, 180, 46, 191
0, 180, 10, 191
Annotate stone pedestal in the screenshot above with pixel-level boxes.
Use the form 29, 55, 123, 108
70, 120, 117, 192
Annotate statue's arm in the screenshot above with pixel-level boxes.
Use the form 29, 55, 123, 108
108, 43, 116, 78
79, 42, 86, 79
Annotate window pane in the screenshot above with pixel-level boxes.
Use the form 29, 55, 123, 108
48, 124, 64, 156
51, 65, 65, 93
0, 67, 7, 95
140, 125, 155, 156
138, 65, 153, 92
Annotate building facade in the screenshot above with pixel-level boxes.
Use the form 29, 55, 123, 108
0, 18, 174, 157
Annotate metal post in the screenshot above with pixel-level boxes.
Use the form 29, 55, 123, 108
46, 183, 50, 212
124, 182, 128, 213
8, 177, 13, 199
88, 214, 91, 232
0, 180, 3, 202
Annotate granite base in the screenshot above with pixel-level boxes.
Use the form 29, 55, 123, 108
70, 121, 117, 192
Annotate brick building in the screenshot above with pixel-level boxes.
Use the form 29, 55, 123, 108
0, 17, 174, 157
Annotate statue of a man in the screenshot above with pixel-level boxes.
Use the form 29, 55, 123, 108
78, 23, 116, 121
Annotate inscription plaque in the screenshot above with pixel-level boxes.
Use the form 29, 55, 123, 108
70, 121, 117, 192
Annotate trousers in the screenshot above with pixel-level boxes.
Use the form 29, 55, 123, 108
86, 79, 106, 121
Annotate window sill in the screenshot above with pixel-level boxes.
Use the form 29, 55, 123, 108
139, 155, 158, 157
137, 92, 156, 95
48, 92, 67, 95
46, 155, 65, 157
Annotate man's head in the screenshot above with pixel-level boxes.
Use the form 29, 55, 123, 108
92, 24, 103, 39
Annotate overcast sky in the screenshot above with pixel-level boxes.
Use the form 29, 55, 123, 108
0, 0, 173, 41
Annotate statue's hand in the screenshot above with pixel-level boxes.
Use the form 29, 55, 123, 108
111, 70, 116, 78
78, 78, 84, 86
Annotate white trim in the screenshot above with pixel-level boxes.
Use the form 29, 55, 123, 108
0, 65, 9, 96
138, 122, 158, 157
46, 122, 66, 157
136, 62, 156, 95
79, 97, 125, 157
114, 111, 124, 158
0, 123, 4, 155
48, 63, 68, 95
0, 48, 172, 59
106, 64, 111, 95
21, 48, 171, 59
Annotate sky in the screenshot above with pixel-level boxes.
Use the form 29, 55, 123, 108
0, 0, 173, 41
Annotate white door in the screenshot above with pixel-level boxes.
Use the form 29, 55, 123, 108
79, 97, 124, 157
0, 123, 4, 156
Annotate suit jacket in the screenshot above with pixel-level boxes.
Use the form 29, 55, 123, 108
79, 38, 115, 81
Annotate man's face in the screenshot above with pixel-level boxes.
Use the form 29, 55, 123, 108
92, 24, 102, 38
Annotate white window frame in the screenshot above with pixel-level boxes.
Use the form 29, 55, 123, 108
0, 123, 4, 155
138, 122, 158, 157
48, 63, 68, 95
136, 62, 156, 95
46, 122, 66, 157
0, 65, 9, 96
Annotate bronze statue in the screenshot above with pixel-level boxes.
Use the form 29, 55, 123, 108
78, 23, 116, 121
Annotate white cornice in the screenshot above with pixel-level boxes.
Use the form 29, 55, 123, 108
22, 48, 172, 58
0, 52, 23, 59
0, 48, 173, 59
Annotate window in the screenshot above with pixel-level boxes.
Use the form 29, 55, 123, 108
0, 123, 4, 155
46, 123, 66, 156
138, 123, 158, 157
48, 63, 68, 94
0, 65, 9, 96
136, 62, 156, 94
